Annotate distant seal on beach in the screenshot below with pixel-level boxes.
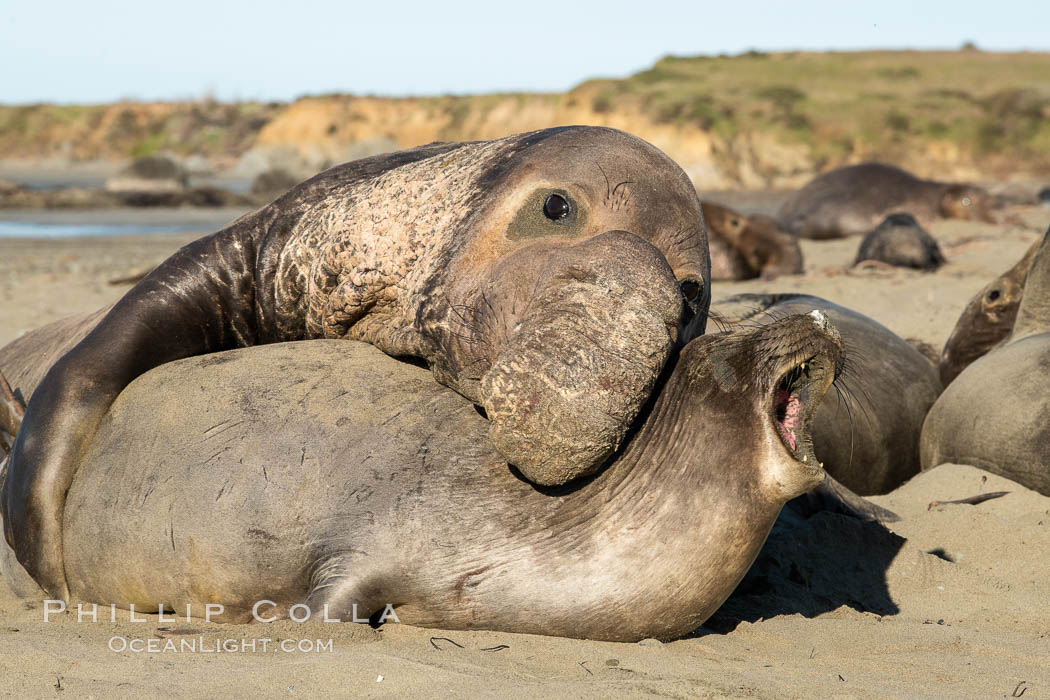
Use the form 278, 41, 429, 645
854, 213, 946, 271
922, 226, 1050, 494
702, 201, 803, 280
713, 293, 942, 495
1, 313, 841, 642
938, 236, 1042, 386
778, 163, 1001, 239
1, 126, 711, 601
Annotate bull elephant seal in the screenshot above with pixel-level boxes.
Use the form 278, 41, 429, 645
938, 235, 1042, 386
1, 313, 841, 642
1, 126, 711, 601
712, 293, 942, 495
921, 227, 1050, 493
854, 213, 946, 271
703, 201, 803, 280
778, 163, 1000, 239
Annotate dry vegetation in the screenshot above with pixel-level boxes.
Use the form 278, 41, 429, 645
583, 49, 1050, 170
2, 50, 1049, 187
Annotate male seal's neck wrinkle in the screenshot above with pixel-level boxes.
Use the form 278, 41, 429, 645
271, 139, 512, 345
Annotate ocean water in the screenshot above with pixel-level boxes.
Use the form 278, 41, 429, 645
0, 220, 210, 239
0, 208, 249, 239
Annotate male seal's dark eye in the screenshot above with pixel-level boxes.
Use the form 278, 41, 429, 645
543, 193, 571, 220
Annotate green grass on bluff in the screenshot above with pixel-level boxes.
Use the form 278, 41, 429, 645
578, 49, 1050, 167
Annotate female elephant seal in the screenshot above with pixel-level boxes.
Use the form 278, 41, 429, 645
854, 213, 946, 271
712, 293, 942, 495
0, 312, 840, 642
702, 201, 803, 280
1, 126, 711, 601
778, 163, 1000, 239
938, 234, 1042, 386
921, 227, 1050, 494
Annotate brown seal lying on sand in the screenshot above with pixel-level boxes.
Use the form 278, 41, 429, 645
703, 201, 803, 280
1, 126, 711, 601
712, 293, 942, 495
778, 163, 1001, 239
1, 313, 841, 642
938, 235, 1042, 386
922, 226, 1050, 494
854, 213, 946, 271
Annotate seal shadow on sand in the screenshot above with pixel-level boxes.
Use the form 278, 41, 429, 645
701, 510, 906, 634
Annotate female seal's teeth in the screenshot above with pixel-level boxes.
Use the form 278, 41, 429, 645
802, 455, 807, 462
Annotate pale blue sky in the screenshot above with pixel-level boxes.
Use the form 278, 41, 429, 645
3, 0, 1048, 104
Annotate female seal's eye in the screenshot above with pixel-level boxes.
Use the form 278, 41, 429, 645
987, 289, 1001, 302
962, 197, 973, 207
543, 193, 571, 220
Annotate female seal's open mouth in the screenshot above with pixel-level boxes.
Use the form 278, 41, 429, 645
771, 351, 836, 466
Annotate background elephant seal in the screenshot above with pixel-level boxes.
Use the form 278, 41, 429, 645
777, 162, 1001, 239
703, 201, 803, 280
1, 313, 842, 642
938, 234, 1042, 386
712, 293, 942, 495
922, 227, 1050, 493
1, 126, 711, 601
854, 213, 946, 271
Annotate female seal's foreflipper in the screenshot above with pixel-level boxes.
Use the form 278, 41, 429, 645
0, 126, 711, 600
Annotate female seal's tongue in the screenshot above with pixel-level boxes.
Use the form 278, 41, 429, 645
776, 389, 802, 451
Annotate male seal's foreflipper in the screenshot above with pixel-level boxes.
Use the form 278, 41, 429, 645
0, 126, 711, 599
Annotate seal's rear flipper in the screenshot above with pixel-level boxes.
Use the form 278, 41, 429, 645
786, 474, 900, 524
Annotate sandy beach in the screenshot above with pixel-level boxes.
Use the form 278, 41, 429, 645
2, 202, 1050, 697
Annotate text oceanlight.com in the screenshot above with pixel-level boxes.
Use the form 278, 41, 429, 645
107, 637, 334, 654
